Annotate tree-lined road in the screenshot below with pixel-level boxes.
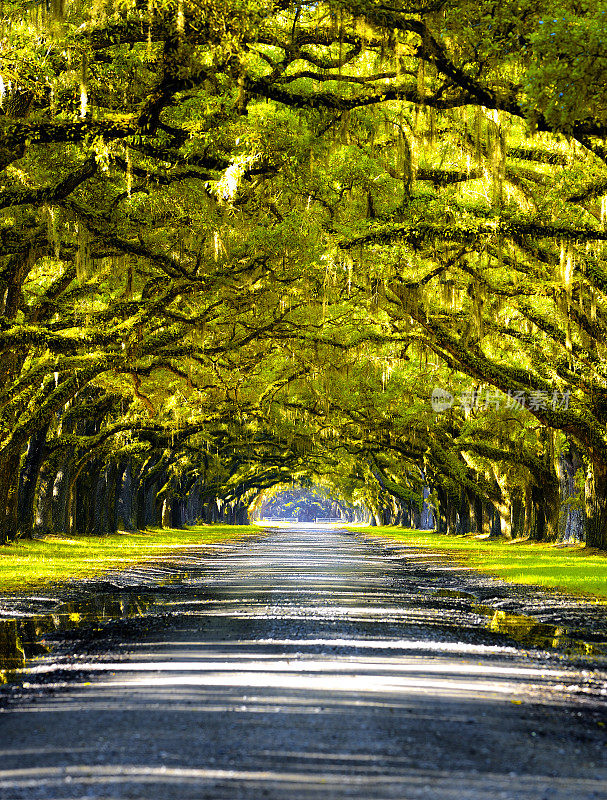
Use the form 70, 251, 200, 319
1, 528, 606, 799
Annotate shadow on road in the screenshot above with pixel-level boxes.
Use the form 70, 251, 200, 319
0, 527, 606, 799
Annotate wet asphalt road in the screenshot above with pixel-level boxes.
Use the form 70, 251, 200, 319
0, 527, 606, 799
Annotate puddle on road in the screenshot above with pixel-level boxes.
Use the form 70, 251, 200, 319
432, 589, 477, 600
474, 604, 607, 658
0, 594, 152, 682
428, 589, 607, 658
2, 583, 606, 682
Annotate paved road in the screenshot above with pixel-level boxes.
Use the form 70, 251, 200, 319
1, 527, 606, 799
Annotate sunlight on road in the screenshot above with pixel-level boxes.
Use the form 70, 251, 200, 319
1, 763, 605, 800
1, 528, 606, 800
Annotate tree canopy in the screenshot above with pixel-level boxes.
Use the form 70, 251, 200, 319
2, 0, 607, 548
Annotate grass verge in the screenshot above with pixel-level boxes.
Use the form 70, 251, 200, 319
351, 526, 607, 600
0, 525, 263, 594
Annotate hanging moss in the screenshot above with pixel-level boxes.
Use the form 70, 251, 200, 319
74, 223, 92, 282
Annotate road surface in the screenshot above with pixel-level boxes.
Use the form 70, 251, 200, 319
0, 527, 606, 799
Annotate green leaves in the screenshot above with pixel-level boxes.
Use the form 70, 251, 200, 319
3, 0, 607, 543
524, 7, 607, 131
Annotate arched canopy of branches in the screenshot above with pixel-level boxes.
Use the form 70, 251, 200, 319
0, 0, 606, 548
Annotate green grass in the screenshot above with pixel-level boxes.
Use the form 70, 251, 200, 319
0, 525, 263, 594
352, 526, 607, 600
4, 523, 606, 601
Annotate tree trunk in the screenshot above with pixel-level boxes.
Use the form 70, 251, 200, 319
528, 485, 546, 541
145, 483, 158, 527
489, 504, 502, 538
434, 487, 448, 533
130, 458, 154, 531
446, 501, 457, 535
421, 487, 434, 529
585, 461, 607, 549
171, 496, 183, 528
92, 469, 108, 536
456, 492, 471, 535
412, 503, 422, 529
51, 466, 71, 535
510, 491, 526, 540
116, 463, 137, 531
0, 449, 21, 544
34, 461, 54, 537
17, 427, 49, 539
74, 461, 100, 535
161, 498, 172, 528
92, 464, 118, 536
480, 502, 491, 536
558, 445, 585, 542
544, 485, 560, 542
472, 497, 483, 535
234, 503, 249, 525
528, 482, 560, 542
105, 463, 119, 534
